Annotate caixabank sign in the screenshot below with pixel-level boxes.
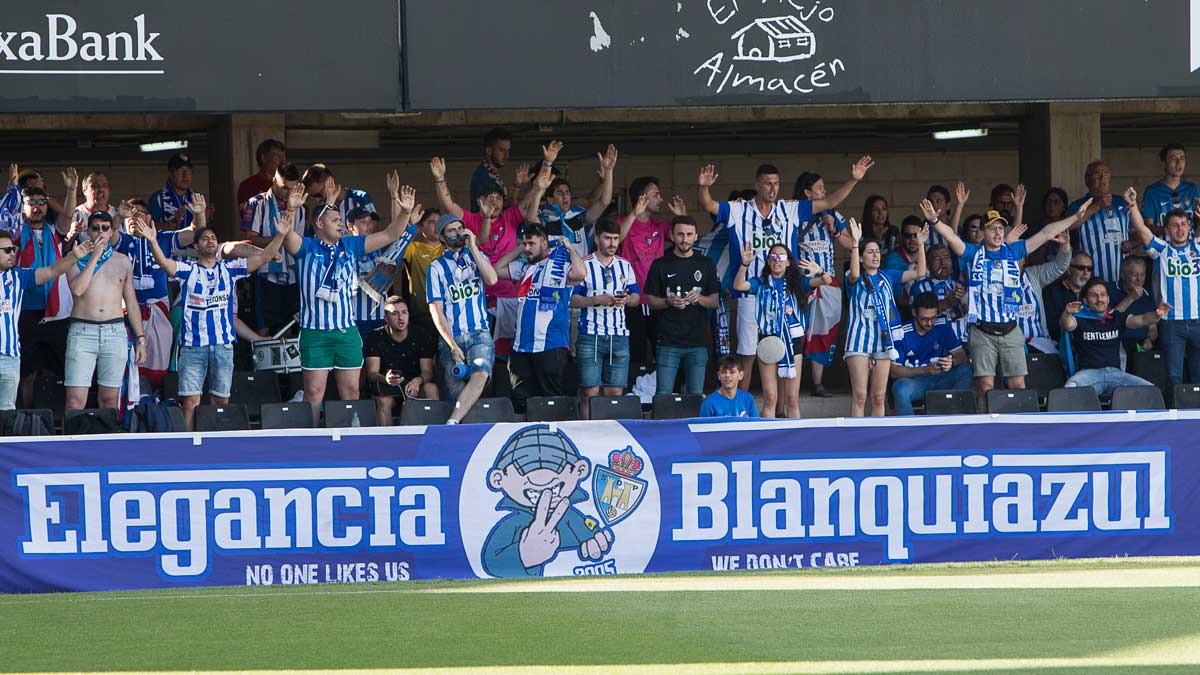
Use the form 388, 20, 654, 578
0, 4, 401, 112
1, 413, 1196, 594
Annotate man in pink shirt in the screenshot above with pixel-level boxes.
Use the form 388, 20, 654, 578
430, 153, 545, 356
619, 176, 687, 364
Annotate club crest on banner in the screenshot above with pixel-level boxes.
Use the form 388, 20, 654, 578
593, 446, 647, 526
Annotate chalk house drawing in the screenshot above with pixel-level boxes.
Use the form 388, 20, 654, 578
730, 16, 815, 63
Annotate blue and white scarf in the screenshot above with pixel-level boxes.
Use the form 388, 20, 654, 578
158, 181, 194, 228
966, 244, 1022, 324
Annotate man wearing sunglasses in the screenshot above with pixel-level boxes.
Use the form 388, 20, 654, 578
1042, 251, 1101, 343
883, 215, 927, 311
9, 171, 79, 408
0, 229, 87, 409
63, 211, 147, 411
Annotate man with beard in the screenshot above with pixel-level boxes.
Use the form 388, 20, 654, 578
495, 224, 586, 412
427, 213, 499, 424
363, 296, 438, 426
571, 219, 640, 418
64, 211, 147, 411
524, 144, 618, 258
137, 213, 289, 430
1042, 250, 1097, 343
910, 243, 968, 343
241, 163, 307, 335
618, 176, 687, 364
470, 127, 513, 212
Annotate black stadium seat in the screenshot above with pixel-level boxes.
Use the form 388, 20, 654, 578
1046, 387, 1101, 413
1025, 353, 1065, 402
324, 400, 377, 428
1110, 386, 1166, 411
525, 396, 578, 422
589, 396, 643, 421
462, 397, 516, 425
399, 400, 451, 426
194, 404, 251, 432
652, 394, 703, 420
922, 389, 976, 416
1172, 384, 1200, 410
1128, 350, 1168, 390
260, 402, 314, 430
986, 389, 1039, 414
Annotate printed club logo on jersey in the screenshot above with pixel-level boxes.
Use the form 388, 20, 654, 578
1166, 255, 1200, 278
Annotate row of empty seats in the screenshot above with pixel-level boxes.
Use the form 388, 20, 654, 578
924, 384, 1193, 415
0, 394, 706, 436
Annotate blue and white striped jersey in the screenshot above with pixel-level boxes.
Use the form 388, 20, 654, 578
0, 268, 37, 357
295, 235, 366, 331
173, 259, 249, 347
241, 190, 306, 285
793, 209, 846, 279
844, 268, 905, 354
337, 188, 376, 224
1069, 195, 1130, 283
1146, 236, 1200, 321
717, 199, 815, 293
513, 246, 574, 353
426, 249, 489, 339
354, 249, 385, 324
574, 255, 638, 336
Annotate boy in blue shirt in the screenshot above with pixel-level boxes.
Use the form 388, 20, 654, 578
700, 355, 760, 418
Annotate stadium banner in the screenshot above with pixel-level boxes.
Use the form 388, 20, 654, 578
0, 2, 401, 113
1, 412, 1198, 593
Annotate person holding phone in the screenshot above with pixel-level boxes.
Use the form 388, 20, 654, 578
889, 292, 972, 415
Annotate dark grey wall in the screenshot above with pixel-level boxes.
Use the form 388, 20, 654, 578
406, 0, 1197, 110
0, 3, 401, 112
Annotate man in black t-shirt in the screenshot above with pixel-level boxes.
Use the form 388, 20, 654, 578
363, 296, 438, 425
1061, 278, 1168, 397
643, 216, 721, 395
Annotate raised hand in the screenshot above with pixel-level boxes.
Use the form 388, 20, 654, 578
1074, 198, 1095, 221
1052, 230, 1070, 246
798, 258, 824, 277
398, 185, 416, 212
698, 164, 719, 187
917, 224, 929, 246
409, 204, 425, 225
632, 191, 651, 217
72, 239, 95, 259
955, 180, 970, 206
919, 199, 938, 222
851, 155, 875, 181
386, 170, 401, 197
477, 196, 499, 220
61, 167, 78, 194
286, 182, 306, 211
322, 176, 340, 204
542, 140, 564, 164
8, 163, 17, 188
429, 158, 446, 182
133, 218, 157, 240
847, 217, 862, 243
533, 164, 554, 191
1124, 186, 1138, 206
1014, 183, 1027, 207
740, 243, 755, 267
1007, 222, 1027, 243
667, 194, 687, 217
514, 163, 531, 187
598, 144, 618, 176
275, 208, 295, 235
186, 193, 207, 215
1065, 301, 1083, 315
518, 489, 570, 569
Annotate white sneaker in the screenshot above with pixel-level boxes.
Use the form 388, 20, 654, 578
446, 418, 459, 425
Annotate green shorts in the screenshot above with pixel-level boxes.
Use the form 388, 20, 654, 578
300, 327, 364, 370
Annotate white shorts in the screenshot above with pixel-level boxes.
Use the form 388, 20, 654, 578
736, 295, 759, 356
492, 296, 519, 341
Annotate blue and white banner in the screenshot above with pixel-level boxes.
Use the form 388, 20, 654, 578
1, 413, 1198, 593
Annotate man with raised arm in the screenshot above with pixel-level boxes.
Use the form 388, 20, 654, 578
64, 211, 147, 411
279, 174, 415, 424
0, 229, 87, 410
1128, 187, 1200, 392
137, 211, 288, 431
696, 156, 875, 389
1068, 161, 1135, 284
928, 197, 1092, 412
524, 144, 618, 258
241, 163, 307, 336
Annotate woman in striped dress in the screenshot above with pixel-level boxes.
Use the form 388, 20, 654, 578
843, 218, 927, 416
733, 242, 830, 418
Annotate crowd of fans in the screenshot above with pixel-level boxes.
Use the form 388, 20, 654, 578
0, 131, 1196, 430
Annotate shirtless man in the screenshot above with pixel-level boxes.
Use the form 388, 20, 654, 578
64, 211, 147, 410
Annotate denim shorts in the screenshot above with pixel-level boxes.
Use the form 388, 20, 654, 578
64, 320, 129, 389
438, 329, 494, 400
178, 343, 235, 398
576, 333, 630, 389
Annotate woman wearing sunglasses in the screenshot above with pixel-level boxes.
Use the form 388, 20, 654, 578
732, 243, 829, 418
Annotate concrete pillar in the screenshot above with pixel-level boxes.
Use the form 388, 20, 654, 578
1019, 103, 1101, 212
207, 114, 285, 239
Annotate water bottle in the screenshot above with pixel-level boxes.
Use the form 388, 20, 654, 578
451, 362, 470, 380
351, 412, 361, 428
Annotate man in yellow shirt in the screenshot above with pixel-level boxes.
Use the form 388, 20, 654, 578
403, 207, 444, 339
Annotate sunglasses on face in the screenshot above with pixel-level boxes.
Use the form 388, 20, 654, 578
88, 224, 113, 232
1071, 264, 1093, 272
25, 199, 48, 207
767, 254, 788, 262
0, 246, 15, 254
